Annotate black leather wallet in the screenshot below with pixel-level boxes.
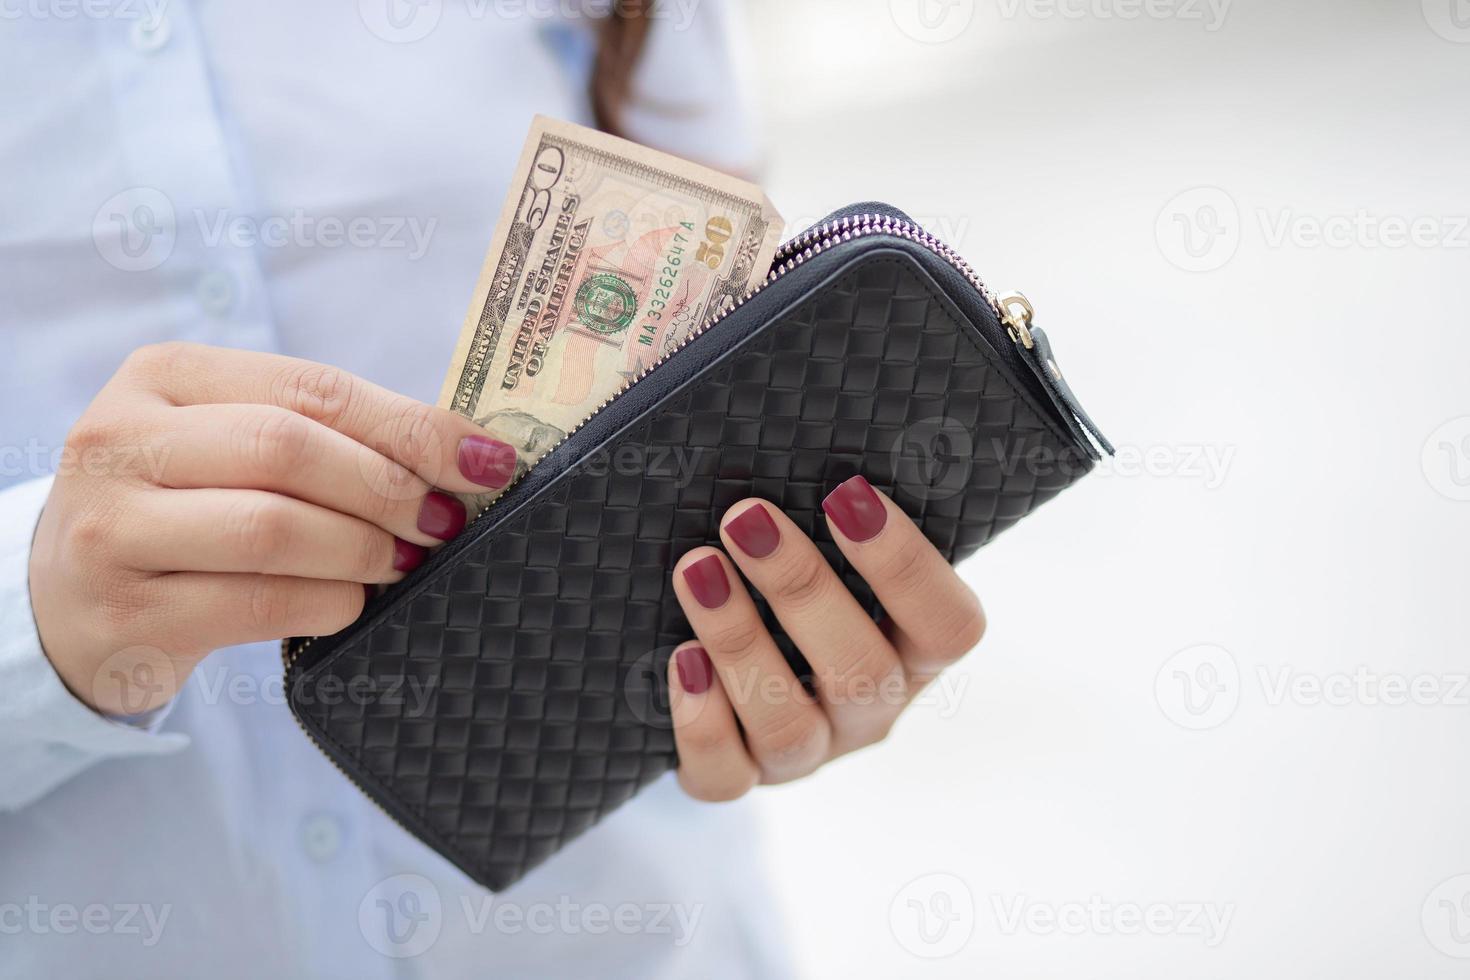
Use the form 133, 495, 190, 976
284, 202, 1111, 891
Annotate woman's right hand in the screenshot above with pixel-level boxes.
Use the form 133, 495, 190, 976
27, 342, 518, 715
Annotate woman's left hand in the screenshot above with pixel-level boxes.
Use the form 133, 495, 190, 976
668, 475, 987, 800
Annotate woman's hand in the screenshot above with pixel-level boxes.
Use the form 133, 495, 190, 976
668, 476, 986, 800
28, 342, 518, 715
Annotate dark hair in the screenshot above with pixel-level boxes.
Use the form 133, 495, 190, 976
591, 1, 654, 137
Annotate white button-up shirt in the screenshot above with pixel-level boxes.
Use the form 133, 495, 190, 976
0, 3, 787, 976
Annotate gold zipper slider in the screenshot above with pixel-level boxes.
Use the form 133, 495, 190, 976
997, 291, 1036, 350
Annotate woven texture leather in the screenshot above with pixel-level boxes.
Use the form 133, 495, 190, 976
289, 249, 1095, 891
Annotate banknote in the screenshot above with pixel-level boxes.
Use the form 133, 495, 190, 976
438, 115, 783, 512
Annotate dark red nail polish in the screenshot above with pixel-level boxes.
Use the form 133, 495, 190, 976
417, 491, 467, 540
393, 538, 427, 573
674, 646, 713, 695
458, 435, 517, 488
822, 475, 887, 543
682, 554, 730, 609
724, 504, 780, 559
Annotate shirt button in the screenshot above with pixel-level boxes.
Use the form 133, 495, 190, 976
130, 16, 172, 54
195, 269, 237, 316
301, 812, 344, 864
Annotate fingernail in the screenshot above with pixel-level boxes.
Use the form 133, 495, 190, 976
822, 475, 887, 543
682, 554, 730, 609
723, 503, 780, 559
393, 538, 427, 573
417, 491, 467, 540
458, 435, 517, 488
674, 646, 713, 695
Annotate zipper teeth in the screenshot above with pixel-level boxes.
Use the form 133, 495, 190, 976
281, 214, 993, 677
472, 214, 999, 524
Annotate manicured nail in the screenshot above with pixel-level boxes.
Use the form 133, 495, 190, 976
822, 475, 887, 543
417, 491, 467, 540
723, 503, 780, 559
458, 435, 517, 488
393, 538, 427, 573
682, 554, 730, 609
674, 646, 713, 695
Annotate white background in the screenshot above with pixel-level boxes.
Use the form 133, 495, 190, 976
740, 0, 1470, 976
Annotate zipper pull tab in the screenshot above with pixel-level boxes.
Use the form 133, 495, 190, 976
997, 291, 1115, 460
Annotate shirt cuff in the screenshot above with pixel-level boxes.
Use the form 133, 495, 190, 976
0, 476, 189, 812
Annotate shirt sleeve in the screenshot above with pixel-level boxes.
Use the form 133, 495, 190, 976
0, 475, 189, 812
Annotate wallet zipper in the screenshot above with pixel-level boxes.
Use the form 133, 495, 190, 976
279, 212, 1105, 817
284, 213, 1100, 672
460, 212, 1101, 529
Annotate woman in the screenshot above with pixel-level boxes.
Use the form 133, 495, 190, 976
0, 3, 985, 975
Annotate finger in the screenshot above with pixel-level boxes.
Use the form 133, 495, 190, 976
668, 643, 760, 802
672, 548, 830, 782
122, 342, 518, 495
121, 488, 424, 583
821, 476, 986, 680
719, 499, 905, 743
157, 572, 365, 653
152, 403, 467, 547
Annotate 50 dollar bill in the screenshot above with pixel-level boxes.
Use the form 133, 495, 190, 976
438, 115, 784, 508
